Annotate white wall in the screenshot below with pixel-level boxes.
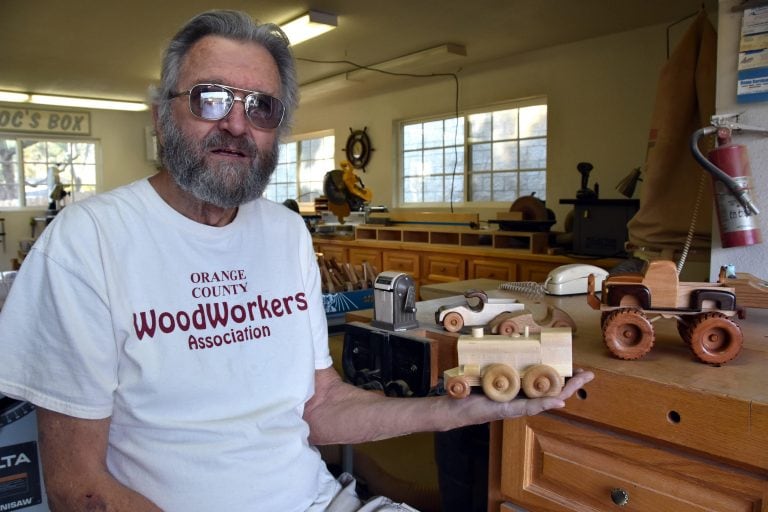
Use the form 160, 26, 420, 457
710, 0, 768, 278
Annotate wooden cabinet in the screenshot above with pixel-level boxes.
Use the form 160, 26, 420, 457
313, 236, 620, 295
383, 251, 420, 278
348, 247, 382, 272
422, 254, 466, 284
517, 260, 560, 282
468, 258, 517, 282
315, 243, 347, 263
488, 298, 768, 512
498, 414, 766, 511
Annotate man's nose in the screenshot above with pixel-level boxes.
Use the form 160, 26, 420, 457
217, 97, 250, 136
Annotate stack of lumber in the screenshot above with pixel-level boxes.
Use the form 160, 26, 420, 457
317, 254, 378, 293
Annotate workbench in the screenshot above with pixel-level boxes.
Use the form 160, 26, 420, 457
418, 280, 768, 511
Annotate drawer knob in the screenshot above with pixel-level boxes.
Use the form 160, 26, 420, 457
610, 488, 629, 506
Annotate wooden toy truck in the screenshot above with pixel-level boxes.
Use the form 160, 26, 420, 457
586, 260, 743, 365
443, 327, 572, 402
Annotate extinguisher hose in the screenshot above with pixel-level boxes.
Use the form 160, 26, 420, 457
690, 127, 760, 216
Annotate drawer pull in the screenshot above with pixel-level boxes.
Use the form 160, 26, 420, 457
610, 488, 629, 506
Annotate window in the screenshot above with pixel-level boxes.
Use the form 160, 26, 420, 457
266, 132, 335, 204
400, 99, 547, 205
0, 136, 98, 208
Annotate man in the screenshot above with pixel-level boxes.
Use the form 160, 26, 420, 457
0, 10, 593, 511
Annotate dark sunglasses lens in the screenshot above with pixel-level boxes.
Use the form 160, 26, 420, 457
190, 85, 233, 120
246, 94, 284, 129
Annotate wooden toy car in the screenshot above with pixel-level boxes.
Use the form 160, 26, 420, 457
435, 289, 524, 332
435, 289, 577, 335
443, 327, 572, 402
587, 260, 743, 365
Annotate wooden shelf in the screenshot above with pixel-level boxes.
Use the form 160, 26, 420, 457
354, 225, 550, 254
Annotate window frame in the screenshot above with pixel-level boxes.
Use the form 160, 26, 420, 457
268, 129, 335, 207
397, 97, 548, 208
0, 133, 101, 211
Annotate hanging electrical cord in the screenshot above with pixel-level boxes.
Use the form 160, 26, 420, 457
676, 170, 707, 275
297, 57, 462, 211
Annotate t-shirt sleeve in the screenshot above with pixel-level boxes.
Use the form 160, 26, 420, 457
0, 213, 117, 419
299, 226, 332, 370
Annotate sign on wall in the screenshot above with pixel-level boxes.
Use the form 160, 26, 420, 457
0, 106, 91, 136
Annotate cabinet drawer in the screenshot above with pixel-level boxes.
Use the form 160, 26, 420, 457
423, 254, 466, 282
315, 244, 347, 264
382, 251, 420, 277
348, 248, 382, 273
500, 415, 767, 512
468, 258, 517, 281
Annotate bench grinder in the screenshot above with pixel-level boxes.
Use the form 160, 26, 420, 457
371, 271, 418, 331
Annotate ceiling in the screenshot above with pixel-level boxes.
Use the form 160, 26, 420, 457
1, 0, 717, 105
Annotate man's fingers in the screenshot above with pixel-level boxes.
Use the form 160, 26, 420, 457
559, 370, 594, 399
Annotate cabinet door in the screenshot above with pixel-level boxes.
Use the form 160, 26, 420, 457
314, 244, 347, 264
348, 247, 382, 274
468, 258, 517, 282
382, 251, 420, 278
499, 415, 767, 512
422, 254, 466, 283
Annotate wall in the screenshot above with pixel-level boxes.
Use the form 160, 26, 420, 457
710, 0, 768, 278
0, 108, 154, 271
294, 22, 689, 227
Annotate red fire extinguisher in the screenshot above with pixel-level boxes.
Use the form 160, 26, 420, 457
691, 117, 763, 248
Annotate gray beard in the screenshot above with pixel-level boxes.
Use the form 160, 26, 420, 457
158, 115, 278, 209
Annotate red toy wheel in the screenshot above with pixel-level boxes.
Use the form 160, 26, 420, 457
442, 312, 464, 332
602, 308, 654, 360
446, 375, 471, 399
688, 313, 743, 365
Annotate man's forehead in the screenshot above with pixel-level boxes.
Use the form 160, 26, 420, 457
179, 36, 281, 94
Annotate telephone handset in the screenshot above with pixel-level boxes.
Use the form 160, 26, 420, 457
543, 264, 609, 296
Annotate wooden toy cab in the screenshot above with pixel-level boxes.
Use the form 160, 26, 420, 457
443, 327, 572, 402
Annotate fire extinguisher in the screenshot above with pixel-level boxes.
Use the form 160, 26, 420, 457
691, 115, 762, 248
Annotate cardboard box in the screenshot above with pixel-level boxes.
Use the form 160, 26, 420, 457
323, 288, 374, 328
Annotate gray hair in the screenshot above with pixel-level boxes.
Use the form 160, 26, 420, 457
152, 10, 298, 138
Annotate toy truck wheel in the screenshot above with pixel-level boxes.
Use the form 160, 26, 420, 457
677, 316, 695, 345
442, 311, 464, 332
688, 313, 743, 365
481, 364, 521, 402
446, 375, 471, 399
522, 364, 563, 398
602, 308, 655, 360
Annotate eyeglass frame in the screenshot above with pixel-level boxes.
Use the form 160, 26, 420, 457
168, 83, 286, 130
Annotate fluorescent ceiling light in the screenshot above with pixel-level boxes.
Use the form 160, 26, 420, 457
280, 10, 337, 46
0, 91, 30, 102
30, 94, 148, 111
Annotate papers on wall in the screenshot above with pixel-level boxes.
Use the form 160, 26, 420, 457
738, 6, 768, 102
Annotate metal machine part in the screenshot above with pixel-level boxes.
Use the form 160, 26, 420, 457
0, 396, 49, 511
342, 322, 434, 397
371, 271, 418, 331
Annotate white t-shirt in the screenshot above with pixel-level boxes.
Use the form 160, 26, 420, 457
0, 179, 339, 511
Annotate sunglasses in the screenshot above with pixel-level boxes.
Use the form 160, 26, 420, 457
169, 83, 285, 130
